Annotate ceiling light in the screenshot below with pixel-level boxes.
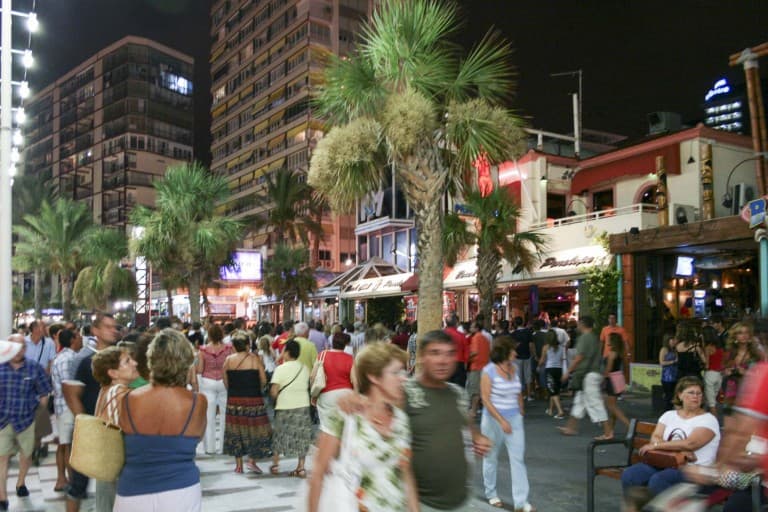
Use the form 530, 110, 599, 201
14, 108, 25, 124
18, 81, 30, 99
26, 13, 39, 33
12, 130, 23, 146
21, 50, 33, 68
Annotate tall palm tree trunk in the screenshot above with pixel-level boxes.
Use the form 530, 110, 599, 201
415, 199, 444, 337
188, 273, 201, 324
166, 287, 175, 318
476, 249, 501, 331
62, 276, 73, 321
33, 269, 42, 318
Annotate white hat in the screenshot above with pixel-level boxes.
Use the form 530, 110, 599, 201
0, 340, 22, 364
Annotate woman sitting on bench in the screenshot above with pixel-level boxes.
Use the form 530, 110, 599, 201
621, 376, 720, 496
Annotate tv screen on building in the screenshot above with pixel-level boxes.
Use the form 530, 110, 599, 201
220, 251, 262, 281
675, 256, 695, 277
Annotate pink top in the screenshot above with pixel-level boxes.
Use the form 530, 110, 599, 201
199, 345, 234, 380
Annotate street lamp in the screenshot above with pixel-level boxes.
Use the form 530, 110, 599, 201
722, 153, 768, 208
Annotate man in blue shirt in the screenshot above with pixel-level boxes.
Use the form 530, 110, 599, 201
0, 333, 52, 511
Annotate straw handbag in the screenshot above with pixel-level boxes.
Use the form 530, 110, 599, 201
69, 386, 125, 482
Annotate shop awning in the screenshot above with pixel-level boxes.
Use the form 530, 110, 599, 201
341, 273, 414, 299
443, 245, 611, 290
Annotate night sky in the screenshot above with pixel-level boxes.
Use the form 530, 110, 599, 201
28, 0, 768, 162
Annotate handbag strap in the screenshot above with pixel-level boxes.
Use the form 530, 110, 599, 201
96, 385, 125, 427
277, 367, 302, 397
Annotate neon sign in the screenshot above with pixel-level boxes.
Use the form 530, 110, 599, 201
705, 78, 731, 102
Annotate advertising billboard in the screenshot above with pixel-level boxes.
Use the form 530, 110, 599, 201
220, 251, 262, 281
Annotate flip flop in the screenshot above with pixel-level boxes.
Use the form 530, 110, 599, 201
246, 461, 263, 474
557, 426, 577, 436
289, 468, 306, 478
594, 434, 614, 441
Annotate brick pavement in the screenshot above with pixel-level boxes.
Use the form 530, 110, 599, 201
2, 393, 656, 511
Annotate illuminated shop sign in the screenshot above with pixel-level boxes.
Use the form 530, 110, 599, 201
705, 78, 731, 102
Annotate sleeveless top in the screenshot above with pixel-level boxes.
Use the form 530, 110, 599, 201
708, 347, 725, 372
662, 349, 677, 382
117, 392, 200, 497
677, 348, 702, 377
481, 363, 521, 417
199, 345, 233, 380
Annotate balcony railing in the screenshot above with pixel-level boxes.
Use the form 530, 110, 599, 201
530, 203, 659, 230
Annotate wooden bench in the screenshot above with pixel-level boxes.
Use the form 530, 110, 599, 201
586, 419, 655, 512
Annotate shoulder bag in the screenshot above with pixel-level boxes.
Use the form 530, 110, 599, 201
641, 448, 689, 469
310, 351, 328, 399
608, 370, 627, 394
316, 413, 360, 512
69, 386, 126, 482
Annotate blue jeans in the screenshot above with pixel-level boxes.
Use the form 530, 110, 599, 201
620, 463, 684, 496
481, 412, 530, 508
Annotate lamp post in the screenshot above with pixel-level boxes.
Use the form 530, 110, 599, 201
0, 1, 37, 335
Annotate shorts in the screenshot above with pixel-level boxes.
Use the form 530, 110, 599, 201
56, 410, 75, 445
466, 370, 482, 398
0, 422, 35, 457
515, 358, 532, 386
545, 368, 562, 396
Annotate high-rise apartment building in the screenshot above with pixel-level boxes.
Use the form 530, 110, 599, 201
209, 0, 370, 272
22, 36, 194, 228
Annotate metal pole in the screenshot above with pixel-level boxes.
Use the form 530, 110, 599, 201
0, 0, 14, 335
756, 229, 768, 317
572, 93, 580, 158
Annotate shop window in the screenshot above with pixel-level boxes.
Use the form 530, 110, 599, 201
592, 189, 614, 212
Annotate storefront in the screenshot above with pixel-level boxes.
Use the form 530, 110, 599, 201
610, 215, 757, 362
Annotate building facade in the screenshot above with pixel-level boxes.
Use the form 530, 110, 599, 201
22, 36, 194, 229
209, 0, 368, 275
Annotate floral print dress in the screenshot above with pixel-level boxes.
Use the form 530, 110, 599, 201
323, 408, 412, 511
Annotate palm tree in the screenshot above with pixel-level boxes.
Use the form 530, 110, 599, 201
444, 187, 547, 329
12, 232, 49, 318
13, 199, 93, 319
262, 244, 316, 321
309, 0, 527, 335
131, 162, 243, 324
252, 170, 324, 246
73, 228, 136, 312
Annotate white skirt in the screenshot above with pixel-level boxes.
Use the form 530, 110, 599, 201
113, 483, 202, 512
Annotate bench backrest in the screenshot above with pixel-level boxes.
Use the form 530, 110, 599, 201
628, 420, 657, 465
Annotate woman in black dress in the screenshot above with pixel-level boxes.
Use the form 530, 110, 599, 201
600, 333, 630, 440
675, 323, 706, 379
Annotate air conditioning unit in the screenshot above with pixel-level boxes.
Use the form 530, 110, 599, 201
732, 182, 755, 215
671, 203, 698, 225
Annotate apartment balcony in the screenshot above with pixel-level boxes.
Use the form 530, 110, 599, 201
529, 203, 659, 251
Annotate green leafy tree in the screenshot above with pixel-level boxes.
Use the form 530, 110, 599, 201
262, 244, 316, 321
131, 162, 243, 323
443, 187, 546, 329
12, 232, 49, 318
581, 232, 620, 331
13, 199, 93, 319
73, 228, 136, 311
309, 0, 526, 335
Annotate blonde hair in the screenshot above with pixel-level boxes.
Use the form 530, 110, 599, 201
147, 328, 194, 387
258, 335, 273, 353
355, 342, 407, 395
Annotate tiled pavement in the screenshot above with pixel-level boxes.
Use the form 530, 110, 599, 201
3, 394, 657, 511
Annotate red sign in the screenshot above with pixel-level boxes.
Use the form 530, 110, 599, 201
405, 295, 419, 324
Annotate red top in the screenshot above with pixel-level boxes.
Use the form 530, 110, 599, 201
708, 347, 725, 372
199, 344, 234, 380
392, 333, 410, 351
444, 327, 469, 364
272, 332, 290, 354
320, 350, 354, 393
735, 362, 768, 476
468, 332, 490, 372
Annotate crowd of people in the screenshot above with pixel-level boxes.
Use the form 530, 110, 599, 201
2, 311, 768, 511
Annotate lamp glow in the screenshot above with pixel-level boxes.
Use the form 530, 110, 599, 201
14, 108, 25, 124
18, 81, 29, 98
21, 49, 33, 68
12, 130, 22, 146
10, 147, 19, 163
26, 12, 38, 32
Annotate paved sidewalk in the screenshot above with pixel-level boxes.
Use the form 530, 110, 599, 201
2, 393, 655, 511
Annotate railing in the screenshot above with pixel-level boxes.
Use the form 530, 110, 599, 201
529, 203, 659, 230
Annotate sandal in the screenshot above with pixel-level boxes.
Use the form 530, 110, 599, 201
557, 426, 577, 436
289, 468, 307, 478
270, 464, 280, 475
247, 461, 263, 474
234, 466, 243, 474
488, 497, 503, 508
594, 434, 614, 441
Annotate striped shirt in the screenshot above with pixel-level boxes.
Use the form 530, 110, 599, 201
482, 363, 521, 417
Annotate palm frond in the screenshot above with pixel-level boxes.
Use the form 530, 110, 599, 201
442, 211, 474, 267
447, 28, 516, 104
314, 54, 387, 124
